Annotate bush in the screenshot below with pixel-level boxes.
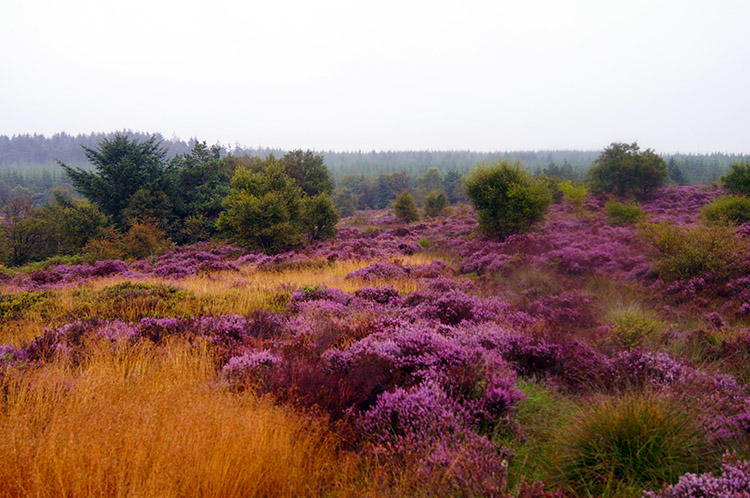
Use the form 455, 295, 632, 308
722, 159, 750, 195
302, 193, 338, 240
559, 394, 713, 496
609, 306, 665, 350
124, 218, 172, 260
588, 142, 668, 199
605, 200, 647, 225
393, 191, 420, 223
559, 180, 587, 214
701, 194, 750, 226
641, 222, 746, 281
464, 160, 552, 238
422, 190, 449, 217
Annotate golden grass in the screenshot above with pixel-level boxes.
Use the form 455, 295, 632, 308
0, 255, 439, 342
0, 340, 367, 498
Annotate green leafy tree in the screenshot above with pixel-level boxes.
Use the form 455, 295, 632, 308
170, 141, 233, 241
303, 193, 339, 240
464, 159, 552, 238
393, 190, 420, 223
722, 159, 750, 195
587, 142, 668, 198
443, 170, 468, 204
331, 188, 357, 217
423, 190, 449, 217
59, 134, 171, 228
217, 165, 304, 253
279, 149, 334, 197
416, 167, 444, 204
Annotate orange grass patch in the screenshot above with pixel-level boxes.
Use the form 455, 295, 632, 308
0, 340, 368, 498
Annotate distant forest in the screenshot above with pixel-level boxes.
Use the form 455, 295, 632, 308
0, 131, 745, 202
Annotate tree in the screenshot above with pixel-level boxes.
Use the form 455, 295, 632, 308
416, 167, 444, 204
59, 133, 171, 227
423, 190, 449, 217
464, 159, 552, 238
393, 190, 420, 223
279, 149, 334, 197
170, 141, 233, 241
303, 193, 339, 240
722, 159, 750, 195
587, 142, 667, 198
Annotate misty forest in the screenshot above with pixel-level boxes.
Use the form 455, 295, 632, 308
3, 131, 750, 497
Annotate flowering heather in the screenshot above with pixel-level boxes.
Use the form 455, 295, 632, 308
346, 261, 408, 280
356, 380, 510, 497
644, 456, 750, 498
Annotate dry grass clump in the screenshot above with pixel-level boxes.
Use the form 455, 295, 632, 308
0, 340, 365, 498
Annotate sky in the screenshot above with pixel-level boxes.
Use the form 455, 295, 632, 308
1, 0, 748, 153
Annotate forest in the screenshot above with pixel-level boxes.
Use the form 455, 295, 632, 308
2, 134, 750, 497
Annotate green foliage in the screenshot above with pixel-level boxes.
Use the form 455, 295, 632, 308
123, 218, 173, 260
464, 159, 552, 238
610, 306, 665, 350
605, 200, 647, 226
422, 190, 449, 217
218, 163, 338, 253
393, 190, 420, 223
559, 394, 713, 496
588, 142, 668, 199
559, 180, 588, 213
331, 188, 357, 217
721, 159, 750, 195
0, 291, 52, 319
59, 133, 170, 228
73, 282, 190, 321
278, 149, 334, 197
702, 194, 750, 226
302, 193, 338, 240
0, 195, 108, 266
641, 222, 746, 281
416, 168, 444, 204
122, 188, 174, 231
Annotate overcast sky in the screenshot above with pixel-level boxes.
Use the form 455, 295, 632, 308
1, 0, 748, 153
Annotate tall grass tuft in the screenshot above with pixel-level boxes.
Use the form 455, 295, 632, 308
0, 339, 363, 498
558, 393, 715, 497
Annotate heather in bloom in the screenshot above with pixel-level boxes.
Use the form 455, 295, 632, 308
644, 456, 750, 498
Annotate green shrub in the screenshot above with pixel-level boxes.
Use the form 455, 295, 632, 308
605, 200, 647, 225
640, 222, 746, 281
559, 394, 713, 496
588, 142, 668, 199
302, 193, 338, 240
722, 159, 750, 195
559, 180, 587, 213
464, 160, 552, 238
393, 191, 420, 223
701, 194, 750, 226
609, 306, 665, 350
0, 291, 53, 319
422, 190, 449, 217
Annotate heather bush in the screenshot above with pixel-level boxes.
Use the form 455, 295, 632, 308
701, 194, 750, 226
465, 159, 552, 238
641, 222, 746, 282
644, 455, 750, 498
722, 159, 750, 195
605, 199, 647, 226
559, 394, 713, 496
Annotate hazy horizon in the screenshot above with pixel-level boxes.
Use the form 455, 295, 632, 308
2, 0, 748, 154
